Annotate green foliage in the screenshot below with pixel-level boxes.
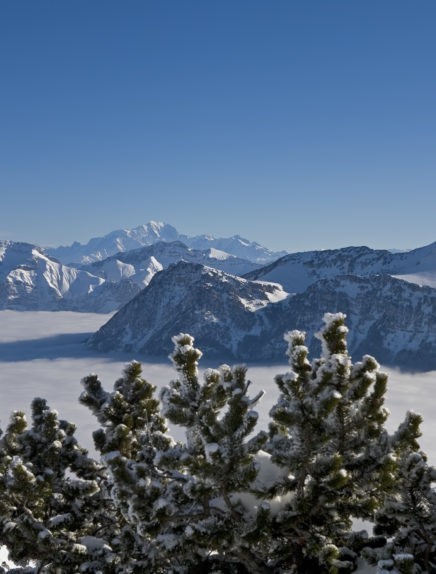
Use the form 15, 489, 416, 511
157, 333, 269, 572
0, 315, 434, 573
0, 399, 113, 572
265, 314, 408, 572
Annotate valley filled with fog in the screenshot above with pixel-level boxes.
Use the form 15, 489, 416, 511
1, 311, 435, 463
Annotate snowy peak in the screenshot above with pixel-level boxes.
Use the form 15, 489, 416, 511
46, 222, 286, 265
184, 233, 287, 263
0, 240, 105, 310
244, 243, 436, 292
47, 222, 180, 265
89, 265, 436, 370
0, 241, 50, 274
82, 241, 261, 286
88, 261, 288, 358
124, 221, 179, 243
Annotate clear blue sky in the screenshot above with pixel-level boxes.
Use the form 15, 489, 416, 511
1, 0, 435, 252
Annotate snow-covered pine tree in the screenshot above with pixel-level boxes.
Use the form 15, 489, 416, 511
373, 414, 436, 573
0, 398, 113, 573
265, 313, 424, 573
157, 333, 270, 573
80, 360, 173, 572
0, 315, 433, 573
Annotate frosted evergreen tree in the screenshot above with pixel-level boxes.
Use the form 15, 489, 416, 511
372, 414, 436, 573
0, 398, 113, 572
80, 360, 173, 572
157, 333, 270, 573
0, 316, 433, 573
265, 313, 422, 573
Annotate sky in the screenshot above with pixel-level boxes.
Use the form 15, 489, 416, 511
1, 0, 435, 253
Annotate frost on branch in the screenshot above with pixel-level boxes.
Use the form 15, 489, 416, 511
157, 333, 270, 572
265, 313, 431, 573
0, 398, 113, 572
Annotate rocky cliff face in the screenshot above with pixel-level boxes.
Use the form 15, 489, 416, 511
0, 241, 141, 312
87, 261, 288, 358
244, 242, 436, 291
260, 274, 436, 370
87, 261, 436, 370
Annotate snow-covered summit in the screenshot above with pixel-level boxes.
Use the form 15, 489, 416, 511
244, 242, 436, 292
88, 264, 436, 370
0, 240, 146, 312
82, 241, 261, 286
0, 240, 104, 310
47, 222, 180, 265
88, 261, 289, 359
46, 222, 287, 265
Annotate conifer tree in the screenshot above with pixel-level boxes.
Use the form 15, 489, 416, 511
265, 313, 424, 573
373, 416, 436, 573
80, 360, 173, 572
0, 398, 112, 572
0, 315, 433, 573
157, 333, 270, 573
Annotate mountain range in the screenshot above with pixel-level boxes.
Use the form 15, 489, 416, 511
0, 235, 262, 312
0, 241, 140, 313
47, 221, 287, 265
88, 261, 436, 370
81, 240, 261, 286
244, 243, 436, 291
3, 222, 436, 370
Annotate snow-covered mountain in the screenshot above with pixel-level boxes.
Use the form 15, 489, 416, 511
0, 241, 141, 312
244, 242, 436, 292
0, 241, 102, 310
87, 261, 288, 358
87, 261, 436, 370
47, 222, 180, 265
0, 239, 260, 312
264, 273, 436, 370
47, 221, 287, 265
6, 234, 436, 370
183, 234, 286, 264
82, 241, 260, 286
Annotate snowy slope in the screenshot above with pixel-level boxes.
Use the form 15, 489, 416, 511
87, 261, 288, 358
82, 241, 260, 287
244, 242, 436, 291
0, 241, 141, 312
390, 241, 436, 287
88, 263, 436, 370
47, 221, 287, 265
264, 274, 436, 370
0, 241, 104, 310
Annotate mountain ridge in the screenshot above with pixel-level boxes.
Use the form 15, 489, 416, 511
4, 230, 436, 370
87, 260, 436, 370
47, 221, 288, 265
244, 242, 436, 291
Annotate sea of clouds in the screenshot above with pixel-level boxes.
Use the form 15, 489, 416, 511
0, 310, 435, 570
